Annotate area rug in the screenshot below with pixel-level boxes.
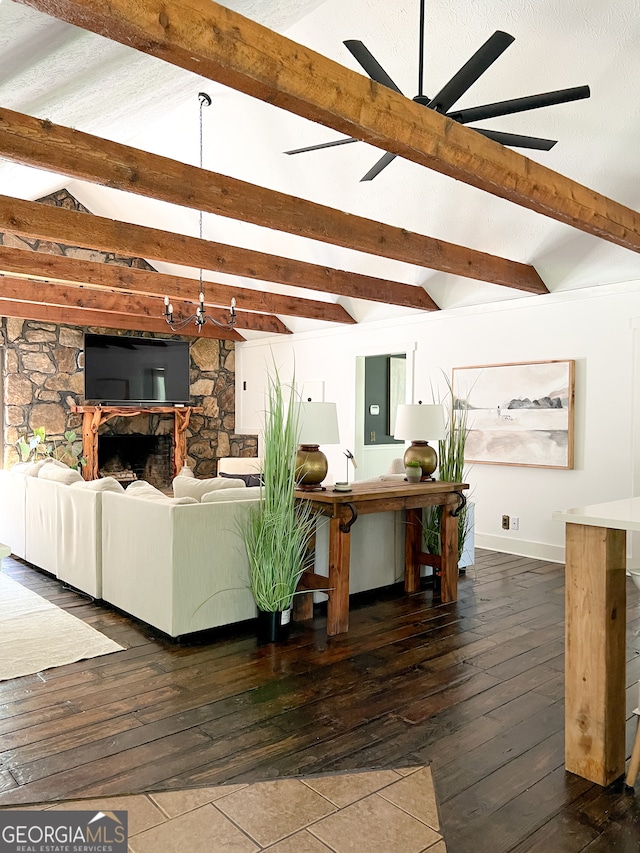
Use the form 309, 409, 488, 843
0, 573, 124, 681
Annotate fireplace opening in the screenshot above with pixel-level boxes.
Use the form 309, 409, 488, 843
98, 434, 174, 490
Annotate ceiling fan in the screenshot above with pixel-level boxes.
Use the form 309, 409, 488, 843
285, 0, 590, 181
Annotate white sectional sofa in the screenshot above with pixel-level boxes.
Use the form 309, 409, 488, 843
0, 454, 466, 638
1, 460, 119, 599
0, 460, 260, 636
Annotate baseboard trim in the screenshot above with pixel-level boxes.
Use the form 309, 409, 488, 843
476, 533, 565, 564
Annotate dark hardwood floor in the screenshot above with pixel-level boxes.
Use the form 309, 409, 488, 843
2, 549, 640, 851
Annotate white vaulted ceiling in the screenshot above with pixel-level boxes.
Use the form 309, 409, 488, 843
1, 0, 640, 335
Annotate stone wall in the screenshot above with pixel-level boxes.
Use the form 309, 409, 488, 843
0, 190, 257, 475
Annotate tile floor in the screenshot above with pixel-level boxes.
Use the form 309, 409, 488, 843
5, 765, 446, 852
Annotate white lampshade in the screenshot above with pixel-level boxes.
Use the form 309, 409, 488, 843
394, 403, 446, 441
295, 401, 340, 445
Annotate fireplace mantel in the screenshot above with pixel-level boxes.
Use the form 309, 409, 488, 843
71, 405, 204, 481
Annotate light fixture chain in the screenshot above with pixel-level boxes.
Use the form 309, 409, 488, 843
163, 91, 236, 334
198, 93, 207, 291
199, 92, 207, 241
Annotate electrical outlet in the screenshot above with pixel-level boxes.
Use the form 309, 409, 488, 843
511, 516, 520, 530
501, 514, 510, 530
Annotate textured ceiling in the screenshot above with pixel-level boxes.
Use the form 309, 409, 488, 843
1, 0, 640, 335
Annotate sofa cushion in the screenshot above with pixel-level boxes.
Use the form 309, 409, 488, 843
386, 458, 406, 475
219, 471, 263, 487
125, 480, 165, 496
201, 487, 259, 504
13, 457, 68, 476
135, 493, 199, 505
37, 464, 84, 484
43, 458, 73, 470
11, 461, 37, 475
173, 476, 246, 501
28, 460, 49, 476
125, 480, 198, 504
70, 476, 125, 493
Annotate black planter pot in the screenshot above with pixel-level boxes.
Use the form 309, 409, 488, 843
256, 608, 292, 645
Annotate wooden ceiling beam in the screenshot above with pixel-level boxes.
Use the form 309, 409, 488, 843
0, 296, 243, 340
0, 107, 546, 294
0, 274, 289, 334
17, 0, 640, 253
0, 246, 354, 325
0, 195, 437, 311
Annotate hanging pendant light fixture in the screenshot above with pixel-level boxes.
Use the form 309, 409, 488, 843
163, 92, 237, 333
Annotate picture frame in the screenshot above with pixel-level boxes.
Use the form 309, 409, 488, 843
452, 360, 575, 469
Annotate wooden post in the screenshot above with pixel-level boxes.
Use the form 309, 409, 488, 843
405, 507, 422, 593
565, 522, 626, 785
294, 528, 317, 622
440, 501, 459, 603
327, 515, 351, 636
293, 591, 314, 621
173, 408, 192, 476
81, 410, 97, 480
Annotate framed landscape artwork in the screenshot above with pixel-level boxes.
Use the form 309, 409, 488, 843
452, 360, 575, 469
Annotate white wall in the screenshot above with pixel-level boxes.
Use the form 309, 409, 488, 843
236, 280, 640, 563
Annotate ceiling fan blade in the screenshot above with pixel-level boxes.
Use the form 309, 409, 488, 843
474, 128, 557, 150
360, 151, 397, 182
449, 85, 591, 124
343, 40, 404, 94
429, 30, 515, 114
285, 137, 358, 155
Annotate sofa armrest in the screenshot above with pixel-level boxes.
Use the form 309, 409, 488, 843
0, 470, 27, 559
25, 477, 61, 576
57, 486, 102, 597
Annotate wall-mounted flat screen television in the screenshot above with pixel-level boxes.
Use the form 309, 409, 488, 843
84, 334, 190, 405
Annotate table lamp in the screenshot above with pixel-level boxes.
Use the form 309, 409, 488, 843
294, 401, 340, 491
394, 402, 446, 481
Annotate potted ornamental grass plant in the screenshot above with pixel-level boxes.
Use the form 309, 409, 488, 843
422, 375, 473, 582
242, 365, 317, 643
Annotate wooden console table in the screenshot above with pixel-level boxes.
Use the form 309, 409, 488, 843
71, 405, 203, 480
553, 497, 640, 786
296, 480, 468, 636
